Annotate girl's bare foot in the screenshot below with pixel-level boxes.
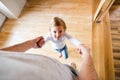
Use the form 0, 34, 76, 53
70, 62, 77, 69
59, 53, 62, 58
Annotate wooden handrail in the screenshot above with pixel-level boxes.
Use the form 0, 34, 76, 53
93, 0, 115, 23
93, 0, 105, 21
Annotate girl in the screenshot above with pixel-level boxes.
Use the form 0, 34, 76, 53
43, 17, 83, 59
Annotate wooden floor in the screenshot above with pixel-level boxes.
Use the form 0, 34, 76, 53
0, 0, 92, 70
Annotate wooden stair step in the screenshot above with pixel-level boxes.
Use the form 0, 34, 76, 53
114, 60, 120, 80
115, 77, 120, 80
113, 49, 120, 53
114, 53, 120, 60
112, 36, 120, 41
114, 60, 120, 68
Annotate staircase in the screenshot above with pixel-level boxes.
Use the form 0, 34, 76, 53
109, 3, 120, 80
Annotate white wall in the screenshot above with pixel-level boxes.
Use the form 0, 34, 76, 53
0, 0, 26, 19
0, 12, 6, 27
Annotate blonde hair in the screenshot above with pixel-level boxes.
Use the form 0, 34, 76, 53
50, 17, 67, 30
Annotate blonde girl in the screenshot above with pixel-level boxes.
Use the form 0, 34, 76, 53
44, 17, 82, 59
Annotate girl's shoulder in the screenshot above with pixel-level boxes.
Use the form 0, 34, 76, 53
64, 32, 72, 38
44, 32, 53, 41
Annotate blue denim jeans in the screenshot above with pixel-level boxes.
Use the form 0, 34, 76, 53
56, 45, 68, 59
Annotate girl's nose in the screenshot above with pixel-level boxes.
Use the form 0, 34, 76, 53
56, 33, 60, 38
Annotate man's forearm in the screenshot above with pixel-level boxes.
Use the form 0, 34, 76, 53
0, 36, 44, 52
78, 55, 98, 80
0, 40, 34, 52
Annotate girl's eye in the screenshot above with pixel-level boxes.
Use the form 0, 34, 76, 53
54, 31, 56, 33
59, 30, 62, 33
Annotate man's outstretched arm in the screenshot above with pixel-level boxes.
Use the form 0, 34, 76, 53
0, 36, 45, 52
77, 45, 98, 80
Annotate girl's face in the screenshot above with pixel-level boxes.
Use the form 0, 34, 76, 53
50, 26, 65, 40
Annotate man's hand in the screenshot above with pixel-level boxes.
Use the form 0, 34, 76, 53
77, 44, 85, 54
77, 44, 90, 58
32, 36, 45, 48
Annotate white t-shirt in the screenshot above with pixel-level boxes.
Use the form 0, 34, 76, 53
0, 51, 78, 80
44, 32, 81, 49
